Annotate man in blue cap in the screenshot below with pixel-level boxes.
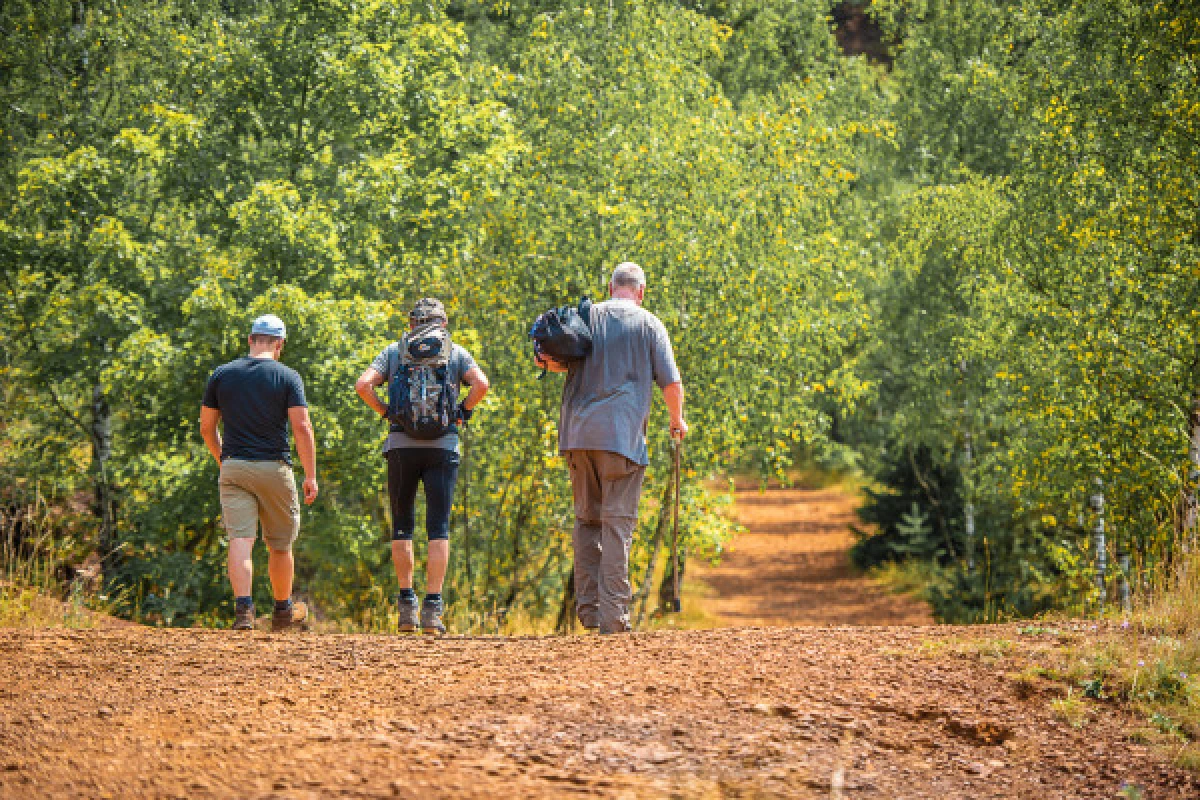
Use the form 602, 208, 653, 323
200, 314, 319, 631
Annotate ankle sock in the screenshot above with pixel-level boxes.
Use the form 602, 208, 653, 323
274, 599, 293, 613
235, 596, 254, 611
398, 588, 417, 602
425, 593, 442, 603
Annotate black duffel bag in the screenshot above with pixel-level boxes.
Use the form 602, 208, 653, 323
529, 296, 593, 375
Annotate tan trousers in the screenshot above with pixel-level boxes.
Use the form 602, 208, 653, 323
566, 449, 646, 633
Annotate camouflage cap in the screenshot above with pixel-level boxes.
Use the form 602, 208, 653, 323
410, 297, 447, 326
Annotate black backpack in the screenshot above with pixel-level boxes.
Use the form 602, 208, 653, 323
387, 325, 458, 439
530, 297, 593, 376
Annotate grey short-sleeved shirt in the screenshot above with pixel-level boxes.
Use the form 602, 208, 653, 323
370, 341, 479, 453
559, 298, 682, 466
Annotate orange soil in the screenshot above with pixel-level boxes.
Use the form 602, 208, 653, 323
2, 625, 1196, 798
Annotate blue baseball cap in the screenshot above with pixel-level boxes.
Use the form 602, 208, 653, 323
250, 314, 287, 339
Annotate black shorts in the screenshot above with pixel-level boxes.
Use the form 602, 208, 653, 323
385, 448, 460, 541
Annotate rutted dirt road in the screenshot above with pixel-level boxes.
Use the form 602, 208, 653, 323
691, 482, 933, 627
1, 486, 1196, 798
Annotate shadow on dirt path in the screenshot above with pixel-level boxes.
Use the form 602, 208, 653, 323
690, 482, 933, 627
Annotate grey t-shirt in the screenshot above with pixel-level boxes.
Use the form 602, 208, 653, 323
370, 341, 479, 453
559, 298, 681, 466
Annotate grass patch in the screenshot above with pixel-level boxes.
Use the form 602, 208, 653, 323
1118, 784, 1146, 800
894, 636, 1015, 664
642, 574, 724, 632
1051, 689, 1090, 728
1055, 553, 1200, 770
1009, 665, 1062, 698
1, 492, 119, 629
868, 559, 948, 601
0, 584, 104, 628
1176, 743, 1200, 771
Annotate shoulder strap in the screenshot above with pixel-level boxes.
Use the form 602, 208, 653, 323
397, 334, 412, 367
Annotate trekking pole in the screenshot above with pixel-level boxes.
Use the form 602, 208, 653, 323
462, 423, 472, 610
669, 437, 682, 613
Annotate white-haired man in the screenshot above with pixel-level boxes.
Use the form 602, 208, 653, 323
538, 262, 687, 633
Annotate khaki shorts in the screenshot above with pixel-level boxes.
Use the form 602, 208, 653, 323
218, 459, 301, 552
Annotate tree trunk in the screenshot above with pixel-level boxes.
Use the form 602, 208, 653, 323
501, 488, 536, 610
962, 432, 975, 572
1184, 389, 1200, 550
658, 541, 686, 612
633, 480, 673, 629
1090, 478, 1106, 612
91, 383, 116, 576
555, 569, 575, 634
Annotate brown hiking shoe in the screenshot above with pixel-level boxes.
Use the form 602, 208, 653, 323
397, 594, 419, 633
271, 600, 309, 632
420, 596, 446, 635
232, 604, 255, 631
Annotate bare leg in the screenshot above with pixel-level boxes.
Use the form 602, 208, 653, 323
426, 540, 449, 594
267, 547, 294, 602
392, 540, 415, 589
228, 537, 254, 597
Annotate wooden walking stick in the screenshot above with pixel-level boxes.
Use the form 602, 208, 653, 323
669, 437, 682, 613
462, 423, 473, 609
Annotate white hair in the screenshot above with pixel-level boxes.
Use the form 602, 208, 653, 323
610, 261, 646, 290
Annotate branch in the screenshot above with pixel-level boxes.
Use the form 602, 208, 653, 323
0, 269, 92, 437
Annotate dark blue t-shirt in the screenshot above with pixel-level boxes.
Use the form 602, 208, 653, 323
202, 357, 307, 463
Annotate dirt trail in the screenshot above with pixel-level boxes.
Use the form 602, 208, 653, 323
691, 482, 933, 627
1, 625, 1196, 798
1, 486, 1195, 798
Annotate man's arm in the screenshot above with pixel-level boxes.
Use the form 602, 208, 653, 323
199, 406, 223, 465
461, 366, 490, 410
288, 406, 319, 504
535, 353, 569, 374
662, 382, 688, 439
354, 367, 388, 417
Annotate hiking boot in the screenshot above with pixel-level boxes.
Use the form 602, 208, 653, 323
271, 600, 309, 632
420, 596, 446, 635
233, 604, 256, 631
599, 619, 632, 635
397, 594, 419, 633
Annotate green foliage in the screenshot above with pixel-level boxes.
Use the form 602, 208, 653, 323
852, 444, 964, 567
848, 0, 1200, 620
3, 0, 1196, 630
1, 0, 874, 629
